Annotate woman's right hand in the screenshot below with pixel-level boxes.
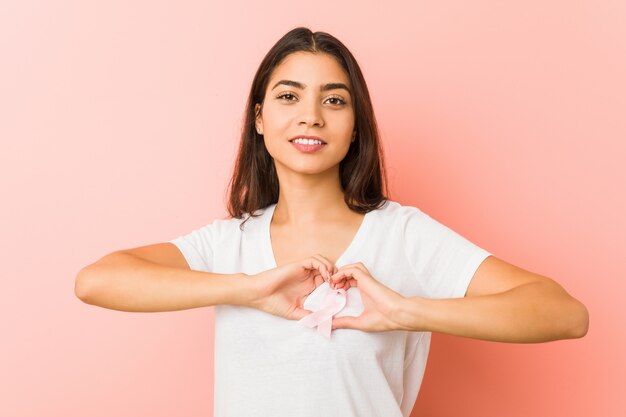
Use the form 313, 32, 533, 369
248, 254, 337, 321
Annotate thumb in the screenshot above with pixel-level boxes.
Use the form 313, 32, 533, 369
332, 315, 361, 330
291, 307, 313, 321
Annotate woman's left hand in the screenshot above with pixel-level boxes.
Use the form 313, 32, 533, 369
327, 262, 408, 332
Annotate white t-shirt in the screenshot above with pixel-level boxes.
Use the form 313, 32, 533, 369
169, 199, 491, 417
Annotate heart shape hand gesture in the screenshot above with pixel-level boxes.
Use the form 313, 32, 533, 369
250, 257, 407, 334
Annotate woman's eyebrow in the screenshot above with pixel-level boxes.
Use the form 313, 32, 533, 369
271, 79, 351, 95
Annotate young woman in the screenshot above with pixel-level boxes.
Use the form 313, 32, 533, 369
75, 27, 589, 417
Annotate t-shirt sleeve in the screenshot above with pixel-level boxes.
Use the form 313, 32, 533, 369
402, 208, 492, 299
168, 223, 216, 272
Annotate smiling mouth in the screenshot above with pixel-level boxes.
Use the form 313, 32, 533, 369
289, 140, 326, 153
289, 138, 327, 145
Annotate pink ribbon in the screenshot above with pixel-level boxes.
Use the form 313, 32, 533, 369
299, 282, 365, 338
298, 288, 347, 338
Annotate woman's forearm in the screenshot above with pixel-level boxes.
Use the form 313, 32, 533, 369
75, 252, 253, 312
394, 281, 589, 343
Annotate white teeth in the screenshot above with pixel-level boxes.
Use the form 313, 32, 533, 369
293, 138, 323, 145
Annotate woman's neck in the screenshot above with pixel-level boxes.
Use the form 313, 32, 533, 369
272, 172, 353, 227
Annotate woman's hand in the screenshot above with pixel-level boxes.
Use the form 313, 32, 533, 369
329, 262, 409, 332
249, 255, 335, 321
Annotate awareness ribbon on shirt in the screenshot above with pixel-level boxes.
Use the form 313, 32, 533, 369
298, 282, 364, 338
298, 287, 348, 339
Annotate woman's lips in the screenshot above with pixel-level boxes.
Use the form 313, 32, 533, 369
290, 141, 326, 153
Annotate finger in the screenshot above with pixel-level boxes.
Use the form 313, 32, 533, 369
345, 278, 358, 289
313, 273, 324, 288
329, 265, 339, 283
301, 256, 329, 282
336, 281, 355, 291
310, 254, 334, 282
334, 279, 350, 290
330, 268, 359, 284
333, 269, 401, 310
329, 272, 349, 289
329, 271, 347, 287
312, 253, 332, 279
330, 269, 367, 291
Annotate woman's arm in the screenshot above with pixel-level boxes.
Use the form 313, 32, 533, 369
395, 256, 589, 342
75, 248, 253, 312
330, 257, 589, 343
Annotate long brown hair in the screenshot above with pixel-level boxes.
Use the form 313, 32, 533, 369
226, 27, 389, 228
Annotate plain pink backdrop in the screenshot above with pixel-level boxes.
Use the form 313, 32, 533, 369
1, 1, 624, 416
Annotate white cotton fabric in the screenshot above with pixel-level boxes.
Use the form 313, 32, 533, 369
168, 199, 492, 417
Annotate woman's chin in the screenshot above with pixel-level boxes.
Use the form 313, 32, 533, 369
277, 162, 340, 177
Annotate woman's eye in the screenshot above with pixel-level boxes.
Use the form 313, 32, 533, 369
326, 96, 346, 106
277, 93, 296, 101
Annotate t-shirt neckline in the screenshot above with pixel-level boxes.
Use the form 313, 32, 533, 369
262, 202, 378, 269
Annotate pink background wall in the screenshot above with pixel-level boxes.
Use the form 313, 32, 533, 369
2, 1, 624, 416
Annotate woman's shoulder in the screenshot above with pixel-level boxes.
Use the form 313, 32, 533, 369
372, 199, 426, 220
364, 200, 431, 237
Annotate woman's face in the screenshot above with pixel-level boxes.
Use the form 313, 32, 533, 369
255, 52, 356, 177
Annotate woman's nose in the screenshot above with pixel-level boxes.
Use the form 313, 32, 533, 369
298, 99, 324, 127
